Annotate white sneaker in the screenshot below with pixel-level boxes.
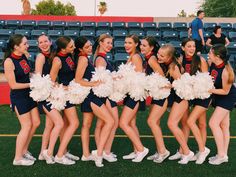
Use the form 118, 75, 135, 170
132, 147, 149, 163
168, 151, 182, 160
23, 151, 36, 161
54, 155, 75, 165
65, 152, 80, 161
42, 150, 55, 164
189, 151, 199, 161
209, 155, 228, 165
153, 150, 170, 163
81, 154, 95, 161
103, 152, 117, 162
208, 155, 228, 162
196, 147, 210, 164
123, 152, 136, 160
38, 153, 45, 160
110, 152, 117, 158
13, 158, 34, 166
92, 151, 104, 167
147, 152, 159, 160
178, 151, 194, 164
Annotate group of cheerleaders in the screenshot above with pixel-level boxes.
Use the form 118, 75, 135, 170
3, 32, 236, 167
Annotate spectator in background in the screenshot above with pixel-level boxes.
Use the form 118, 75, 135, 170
188, 10, 205, 54
206, 25, 230, 47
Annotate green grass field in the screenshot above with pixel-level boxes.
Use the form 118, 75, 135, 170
0, 105, 235, 177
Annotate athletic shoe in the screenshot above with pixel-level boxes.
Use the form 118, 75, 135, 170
92, 151, 104, 167
38, 153, 45, 160
65, 152, 80, 161
122, 152, 136, 160
178, 151, 194, 164
110, 152, 117, 158
153, 150, 170, 163
168, 151, 182, 160
54, 155, 75, 165
81, 154, 95, 161
189, 151, 199, 161
42, 150, 55, 164
209, 155, 228, 165
196, 147, 210, 164
23, 151, 36, 161
132, 147, 149, 163
147, 152, 159, 160
103, 152, 117, 162
13, 158, 34, 166
208, 155, 228, 162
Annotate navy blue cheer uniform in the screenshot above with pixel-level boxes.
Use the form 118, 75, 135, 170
8, 53, 37, 115
145, 52, 166, 106
123, 55, 145, 111
210, 63, 236, 111
94, 53, 117, 108
79, 54, 104, 113
37, 52, 53, 113
182, 55, 211, 108
57, 52, 76, 109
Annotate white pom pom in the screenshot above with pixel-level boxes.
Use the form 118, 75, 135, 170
67, 80, 91, 104
146, 73, 171, 100
46, 84, 67, 111
128, 72, 148, 101
30, 73, 53, 101
172, 73, 195, 100
193, 72, 214, 99
91, 67, 113, 98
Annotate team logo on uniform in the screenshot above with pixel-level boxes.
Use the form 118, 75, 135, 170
19, 60, 30, 74
211, 69, 218, 81
66, 57, 75, 70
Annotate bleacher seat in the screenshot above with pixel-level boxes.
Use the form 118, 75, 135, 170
63, 30, 79, 39
227, 42, 236, 54
0, 40, 6, 52
81, 21, 96, 30
233, 23, 236, 31
127, 22, 142, 30
66, 21, 81, 30
112, 22, 126, 30
219, 23, 232, 32
0, 51, 4, 72
229, 32, 236, 41
229, 54, 235, 68
106, 52, 113, 61
204, 23, 217, 32
0, 29, 14, 40
14, 29, 31, 38
51, 21, 66, 30
80, 30, 95, 41
96, 30, 112, 37
114, 40, 125, 53
37, 20, 51, 30
200, 53, 209, 61
173, 22, 188, 31
113, 29, 128, 40
158, 40, 166, 46
203, 31, 211, 41
5, 20, 21, 29
27, 40, 38, 52
179, 31, 188, 40
97, 22, 111, 30
47, 30, 63, 40
28, 52, 36, 70
158, 22, 172, 31
129, 30, 145, 38
146, 30, 161, 40
0, 20, 5, 28
114, 53, 129, 69
169, 40, 182, 52
21, 20, 36, 30
31, 30, 47, 40
143, 22, 157, 31
162, 31, 179, 41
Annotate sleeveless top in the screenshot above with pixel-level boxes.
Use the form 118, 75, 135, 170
94, 52, 114, 72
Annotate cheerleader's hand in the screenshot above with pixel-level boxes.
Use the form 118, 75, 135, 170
162, 83, 172, 89
92, 80, 103, 87
208, 89, 214, 93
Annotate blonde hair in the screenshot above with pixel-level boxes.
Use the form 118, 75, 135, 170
94, 34, 113, 58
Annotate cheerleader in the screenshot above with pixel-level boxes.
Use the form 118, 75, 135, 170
120, 34, 149, 162
179, 38, 210, 164
208, 44, 236, 165
93, 34, 118, 162
74, 36, 114, 167
49, 36, 79, 165
3, 34, 40, 165
140, 36, 170, 163
35, 34, 64, 164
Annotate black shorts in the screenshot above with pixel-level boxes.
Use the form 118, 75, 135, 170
192, 97, 211, 109
194, 39, 203, 53
123, 95, 146, 111
11, 96, 37, 115
100, 97, 117, 108
81, 91, 104, 113
38, 100, 52, 114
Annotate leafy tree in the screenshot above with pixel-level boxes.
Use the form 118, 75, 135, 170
178, 10, 187, 17
201, 0, 235, 17
31, 0, 76, 16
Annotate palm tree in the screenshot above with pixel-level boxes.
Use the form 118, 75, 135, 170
21, 0, 31, 15
98, 1, 107, 16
